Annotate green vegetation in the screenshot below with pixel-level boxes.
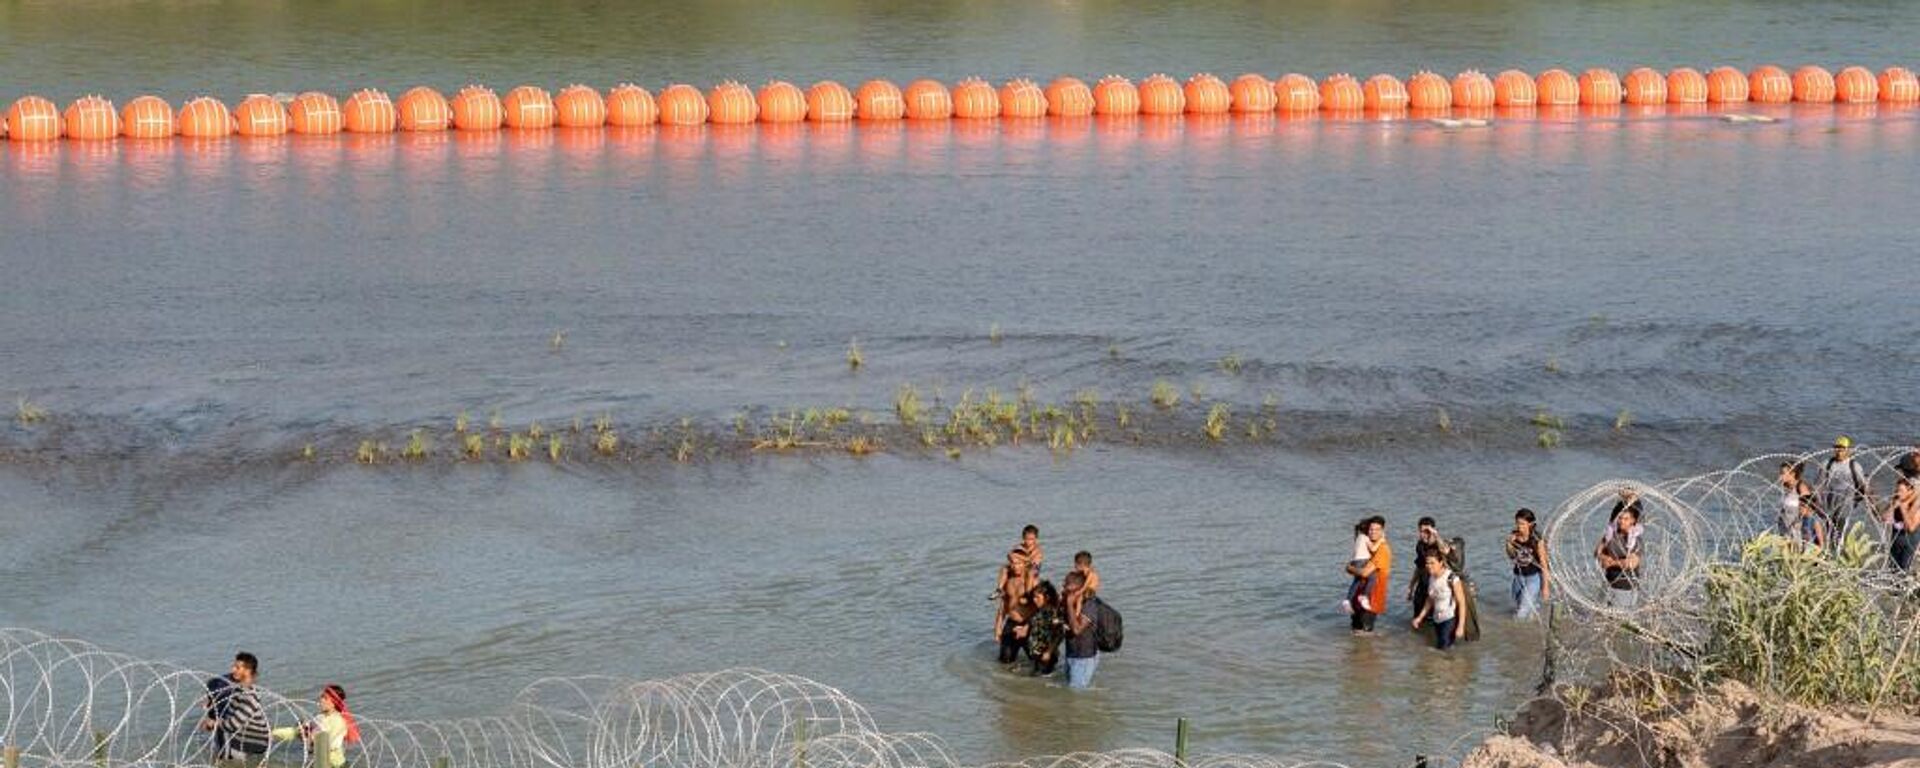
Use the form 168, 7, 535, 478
894, 384, 924, 426
846, 338, 863, 371
1614, 409, 1633, 431
1150, 380, 1180, 410
1219, 353, 1243, 375
1203, 404, 1229, 441
15, 398, 45, 425
402, 430, 429, 460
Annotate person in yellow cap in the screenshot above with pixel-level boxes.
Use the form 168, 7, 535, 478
1816, 436, 1872, 537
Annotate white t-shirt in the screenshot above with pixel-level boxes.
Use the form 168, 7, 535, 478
1426, 570, 1458, 622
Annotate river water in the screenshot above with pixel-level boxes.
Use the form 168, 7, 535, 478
3, 1, 1919, 766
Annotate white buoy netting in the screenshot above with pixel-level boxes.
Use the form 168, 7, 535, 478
0, 629, 1369, 768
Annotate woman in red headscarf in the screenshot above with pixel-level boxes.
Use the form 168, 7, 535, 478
271, 684, 360, 767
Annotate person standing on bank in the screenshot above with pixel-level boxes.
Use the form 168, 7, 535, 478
201, 652, 270, 768
1346, 516, 1391, 635
1062, 570, 1100, 688
1883, 477, 1918, 571
1505, 509, 1551, 619
271, 684, 360, 768
1410, 552, 1468, 650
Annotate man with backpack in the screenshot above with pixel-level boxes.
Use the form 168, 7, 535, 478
1818, 436, 1873, 535
1062, 570, 1121, 689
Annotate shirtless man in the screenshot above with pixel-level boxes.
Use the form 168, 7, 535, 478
992, 550, 1034, 641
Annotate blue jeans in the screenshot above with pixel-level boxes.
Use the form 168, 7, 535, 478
1433, 616, 1458, 650
1065, 654, 1099, 689
1511, 572, 1543, 620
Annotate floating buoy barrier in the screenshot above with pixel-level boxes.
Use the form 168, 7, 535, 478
5, 64, 1914, 147
950, 77, 999, 119
176, 96, 231, 137
120, 95, 174, 138
233, 94, 290, 136
756, 80, 807, 123
502, 85, 556, 129
1000, 78, 1047, 118
1092, 75, 1140, 115
1706, 67, 1749, 103
806, 80, 855, 121
1320, 74, 1364, 112
1138, 74, 1184, 114
451, 86, 504, 131
1045, 77, 1094, 117
62, 96, 119, 140
1182, 73, 1231, 114
343, 89, 397, 133
606, 84, 659, 126
396, 87, 451, 131
553, 85, 606, 128
1275, 73, 1320, 112
5, 95, 63, 141
903, 79, 952, 119
1494, 69, 1537, 106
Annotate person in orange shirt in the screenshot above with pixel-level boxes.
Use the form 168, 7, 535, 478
1344, 515, 1391, 635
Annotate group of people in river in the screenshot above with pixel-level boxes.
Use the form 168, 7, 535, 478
1775, 437, 1920, 570
990, 525, 1114, 688
199, 652, 360, 768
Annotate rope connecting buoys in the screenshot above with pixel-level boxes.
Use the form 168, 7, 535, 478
7, 64, 1915, 145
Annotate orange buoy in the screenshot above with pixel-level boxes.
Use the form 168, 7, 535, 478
233, 94, 290, 136
1320, 74, 1365, 111
502, 85, 555, 128
1045, 77, 1094, 117
607, 84, 660, 126
1093, 75, 1140, 115
1227, 74, 1274, 112
807, 81, 855, 121
342, 89, 397, 133
655, 84, 710, 125
1275, 74, 1321, 112
1451, 70, 1495, 109
1707, 66, 1749, 103
62, 96, 119, 140
288, 91, 343, 134
1622, 68, 1666, 105
1667, 68, 1708, 103
396, 87, 452, 131
756, 80, 807, 122
1363, 74, 1408, 110
1493, 69, 1537, 106
1536, 69, 1579, 106
1183, 73, 1231, 114
708, 81, 759, 124
1748, 65, 1792, 103
553, 85, 606, 128
1791, 66, 1835, 103
451, 86, 505, 131
903, 79, 952, 119
1139, 74, 1185, 114
177, 97, 232, 138
121, 96, 174, 139
1833, 66, 1877, 103
1578, 68, 1623, 105
1880, 67, 1920, 102
1406, 71, 1451, 110
950, 77, 1000, 118
1000, 78, 1047, 118
855, 79, 905, 120
6, 96, 63, 141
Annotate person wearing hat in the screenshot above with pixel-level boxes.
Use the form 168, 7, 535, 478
1816, 436, 1872, 538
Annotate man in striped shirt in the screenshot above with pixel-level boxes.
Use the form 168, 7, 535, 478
201, 652, 271, 768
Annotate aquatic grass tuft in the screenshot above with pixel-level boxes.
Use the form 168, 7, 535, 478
894, 384, 924, 426
356, 440, 383, 465
528, 421, 544, 440
1614, 409, 1634, 431
547, 435, 564, 462
595, 430, 619, 456
15, 398, 46, 425
550, 331, 566, 350
846, 338, 864, 371
1108, 344, 1121, 360
463, 434, 486, 460
507, 433, 533, 461
1529, 409, 1565, 430
1115, 403, 1134, 429
1219, 353, 1243, 375
1048, 423, 1076, 455
1150, 381, 1180, 410
989, 323, 1003, 345
1203, 404, 1229, 441
593, 413, 612, 433
845, 435, 878, 456
301, 444, 315, 461
454, 411, 470, 433
1545, 356, 1561, 374
489, 408, 504, 432
675, 436, 695, 463
1436, 407, 1453, 433
1537, 429, 1562, 449
402, 430, 429, 460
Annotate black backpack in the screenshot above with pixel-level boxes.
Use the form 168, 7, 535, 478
1089, 597, 1123, 652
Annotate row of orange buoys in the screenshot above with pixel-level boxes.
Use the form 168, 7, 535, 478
5, 66, 1917, 141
